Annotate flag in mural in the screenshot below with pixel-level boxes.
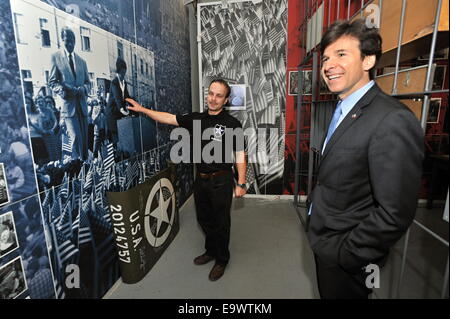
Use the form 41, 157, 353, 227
199, 0, 287, 195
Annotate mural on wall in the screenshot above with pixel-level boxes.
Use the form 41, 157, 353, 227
11, 0, 157, 191
38, 0, 193, 201
0, 0, 54, 300
1, 0, 192, 299
199, 0, 287, 195
0, 196, 56, 299
0, 3, 37, 205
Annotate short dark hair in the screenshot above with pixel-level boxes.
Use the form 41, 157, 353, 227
321, 19, 382, 79
209, 79, 231, 98
60, 27, 75, 40
116, 57, 127, 73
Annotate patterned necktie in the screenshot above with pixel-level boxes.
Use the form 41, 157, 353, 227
323, 100, 343, 150
68, 53, 76, 79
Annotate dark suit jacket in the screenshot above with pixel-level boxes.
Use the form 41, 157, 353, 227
307, 84, 424, 273
106, 76, 130, 134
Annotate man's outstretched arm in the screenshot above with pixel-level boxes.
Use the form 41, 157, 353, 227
126, 98, 179, 126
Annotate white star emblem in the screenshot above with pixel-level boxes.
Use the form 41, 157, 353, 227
214, 124, 226, 138
144, 178, 176, 247
149, 187, 171, 235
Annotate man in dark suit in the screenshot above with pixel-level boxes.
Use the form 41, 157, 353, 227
307, 19, 424, 299
106, 57, 131, 147
49, 27, 90, 161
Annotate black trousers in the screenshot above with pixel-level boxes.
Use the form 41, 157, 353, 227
314, 254, 372, 299
194, 170, 234, 266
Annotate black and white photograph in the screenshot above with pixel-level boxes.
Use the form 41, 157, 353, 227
0, 256, 27, 299
427, 98, 441, 123
432, 66, 446, 91
288, 71, 299, 96
302, 70, 313, 95
0, 211, 19, 258
0, 164, 10, 207
288, 70, 312, 96
10, 0, 157, 190
226, 84, 246, 110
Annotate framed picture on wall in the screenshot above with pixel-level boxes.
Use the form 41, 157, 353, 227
427, 98, 441, 123
302, 70, 312, 96
288, 70, 312, 96
0, 163, 9, 207
226, 84, 246, 110
0, 211, 19, 258
288, 71, 299, 96
432, 65, 446, 91
0, 256, 28, 299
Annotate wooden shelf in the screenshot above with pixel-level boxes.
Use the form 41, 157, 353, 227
378, 0, 449, 67
375, 65, 436, 119
351, 0, 448, 67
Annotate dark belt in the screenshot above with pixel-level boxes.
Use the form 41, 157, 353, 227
197, 169, 230, 179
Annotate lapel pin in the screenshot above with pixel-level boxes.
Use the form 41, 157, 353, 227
351, 113, 357, 119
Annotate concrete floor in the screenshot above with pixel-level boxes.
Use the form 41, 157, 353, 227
105, 196, 448, 299
106, 196, 318, 299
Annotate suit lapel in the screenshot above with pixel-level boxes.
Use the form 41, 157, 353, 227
318, 85, 381, 166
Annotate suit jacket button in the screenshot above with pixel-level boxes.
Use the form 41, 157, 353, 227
317, 181, 321, 185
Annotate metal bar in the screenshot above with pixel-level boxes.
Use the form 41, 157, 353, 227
293, 68, 305, 206
328, 0, 331, 26
293, 0, 309, 205
347, 0, 351, 20
304, 99, 338, 103
307, 52, 319, 196
420, 0, 443, 130
377, 64, 435, 76
197, 2, 203, 111
413, 219, 449, 247
292, 202, 306, 228
390, 89, 449, 99
396, 227, 411, 298
379, 0, 383, 29
337, 0, 340, 20
442, 255, 449, 299
391, 0, 407, 95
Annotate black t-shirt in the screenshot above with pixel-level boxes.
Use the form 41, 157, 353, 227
176, 110, 244, 173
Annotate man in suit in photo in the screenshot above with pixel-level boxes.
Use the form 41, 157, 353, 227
49, 27, 90, 161
106, 57, 132, 147
307, 19, 424, 299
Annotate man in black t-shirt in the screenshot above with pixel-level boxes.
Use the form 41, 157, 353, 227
126, 79, 246, 281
